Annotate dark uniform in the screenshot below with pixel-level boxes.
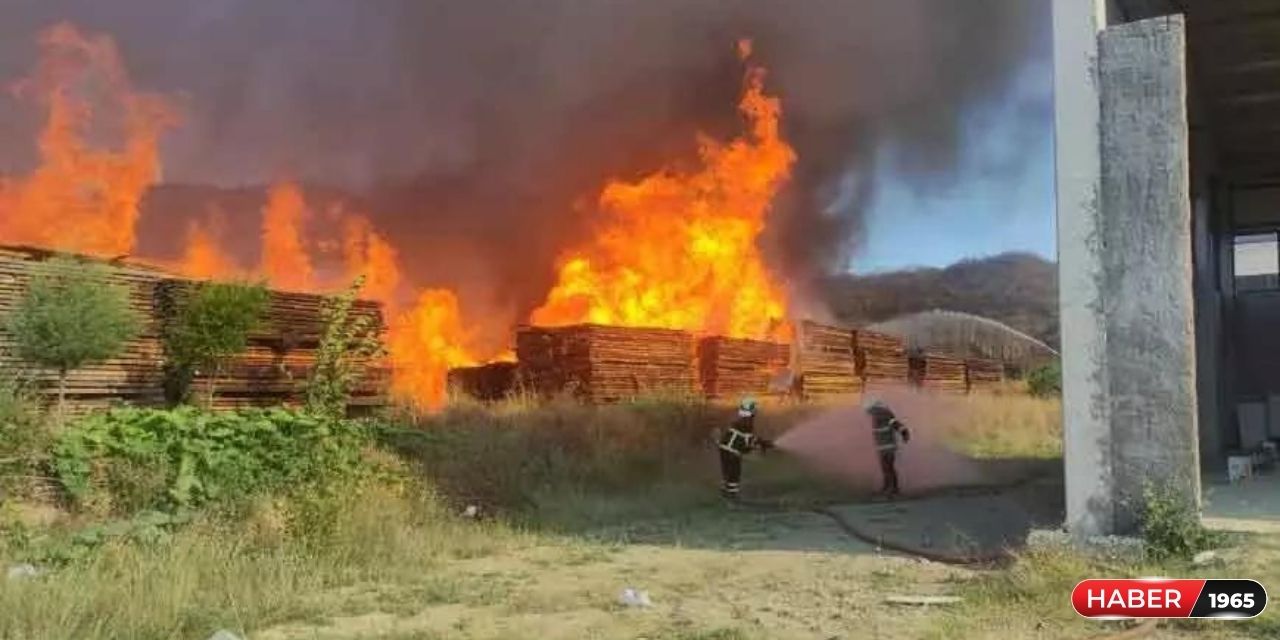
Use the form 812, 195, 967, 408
718, 399, 773, 499
865, 401, 909, 496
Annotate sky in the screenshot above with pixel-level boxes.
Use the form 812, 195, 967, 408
852, 60, 1056, 274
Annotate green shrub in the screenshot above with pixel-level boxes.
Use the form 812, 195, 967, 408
4, 257, 139, 420
1140, 485, 1223, 561
163, 281, 269, 406
306, 276, 386, 420
52, 407, 370, 514
0, 371, 50, 499
1026, 360, 1062, 398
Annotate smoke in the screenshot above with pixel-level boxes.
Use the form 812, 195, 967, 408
773, 387, 986, 493
0, 0, 1050, 340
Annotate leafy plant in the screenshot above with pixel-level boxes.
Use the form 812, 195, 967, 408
306, 276, 386, 420
0, 369, 50, 498
52, 407, 370, 513
163, 281, 270, 407
1140, 485, 1224, 561
1026, 360, 1062, 398
3, 257, 139, 420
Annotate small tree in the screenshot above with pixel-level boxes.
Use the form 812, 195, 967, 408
4, 257, 139, 421
306, 276, 386, 420
164, 281, 270, 407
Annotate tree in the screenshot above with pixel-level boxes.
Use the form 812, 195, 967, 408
4, 257, 139, 421
163, 281, 270, 407
306, 276, 386, 420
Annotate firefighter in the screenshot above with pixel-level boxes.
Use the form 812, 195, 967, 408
862, 396, 910, 497
718, 397, 774, 500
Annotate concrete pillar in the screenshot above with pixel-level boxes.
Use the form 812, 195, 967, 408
1098, 15, 1199, 532
1054, 4, 1200, 535
1052, 0, 1114, 537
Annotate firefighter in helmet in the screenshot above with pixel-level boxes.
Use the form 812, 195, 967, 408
718, 397, 774, 500
862, 396, 910, 497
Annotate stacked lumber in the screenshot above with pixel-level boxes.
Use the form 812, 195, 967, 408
965, 358, 1004, 392
918, 354, 968, 394
515, 324, 696, 402
697, 336, 790, 399
0, 246, 171, 410
854, 330, 910, 386
154, 280, 388, 409
0, 244, 389, 415
795, 320, 860, 398
447, 362, 518, 401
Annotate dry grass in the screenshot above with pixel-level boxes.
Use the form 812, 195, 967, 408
938, 390, 1062, 460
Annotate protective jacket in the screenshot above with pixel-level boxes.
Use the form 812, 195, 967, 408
867, 404, 909, 452
718, 415, 771, 456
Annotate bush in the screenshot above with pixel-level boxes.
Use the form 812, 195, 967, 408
4, 257, 139, 419
1027, 360, 1062, 398
163, 281, 270, 406
1140, 485, 1223, 561
306, 276, 385, 420
0, 371, 50, 499
52, 407, 370, 514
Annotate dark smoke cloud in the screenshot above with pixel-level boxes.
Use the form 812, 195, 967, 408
0, 0, 1050, 340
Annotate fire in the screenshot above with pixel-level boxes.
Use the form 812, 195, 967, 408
259, 183, 315, 292
341, 215, 401, 305
0, 22, 176, 256
386, 289, 478, 409
530, 41, 793, 339
179, 216, 238, 280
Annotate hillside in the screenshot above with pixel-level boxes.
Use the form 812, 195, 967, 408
823, 252, 1059, 348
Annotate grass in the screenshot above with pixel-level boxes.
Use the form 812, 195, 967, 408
27, 388, 1280, 640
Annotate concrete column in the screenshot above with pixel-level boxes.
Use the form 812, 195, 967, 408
1052, 0, 1114, 537
1099, 15, 1200, 532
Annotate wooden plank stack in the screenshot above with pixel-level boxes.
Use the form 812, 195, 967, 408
447, 362, 518, 401
917, 354, 968, 394
515, 324, 696, 402
965, 358, 1004, 392
697, 336, 790, 399
0, 244, 389, 414
795, 320, 860, 398
854, 330, 910, 387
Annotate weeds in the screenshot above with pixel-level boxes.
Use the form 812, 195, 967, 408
1140, 484, 1224, 561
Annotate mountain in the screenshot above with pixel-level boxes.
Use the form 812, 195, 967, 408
821, 252, 1059, 348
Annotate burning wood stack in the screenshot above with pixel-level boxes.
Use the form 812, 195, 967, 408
0, 245, 389, 415
515, 324, 697, 402
964, 358, 1004, 392
912, 354, 968, 394
697, 336, 790, 399
153, 280, 388, 411
854, 329, 910, 388
446, 361, 519, 401
794, 320, 861, 398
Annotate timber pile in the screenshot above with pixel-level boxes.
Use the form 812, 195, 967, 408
153, 280, 388, 410
795, 320, 860, 398
854, 330, 910, 386
917, 354, 968, 394
0, 245, 388, 414
0, 246, 171, 412
965, 358, 1004, 392
515, 324, 696, 402
697, 336, 790, 399
447, 362, 518, 401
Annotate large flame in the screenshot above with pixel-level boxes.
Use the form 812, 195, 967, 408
0, 23, 176, 256
259, 183, 316, 292
530, 42, 793, 339
386, 289, 478, 409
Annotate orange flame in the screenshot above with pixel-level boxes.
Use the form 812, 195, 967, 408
341, 215, 402, 305
259, 182, 315, 291
179, 215, 239, 280
386, 288, 478, 410
530, 42, 793, 339
0, 23, 177, 256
